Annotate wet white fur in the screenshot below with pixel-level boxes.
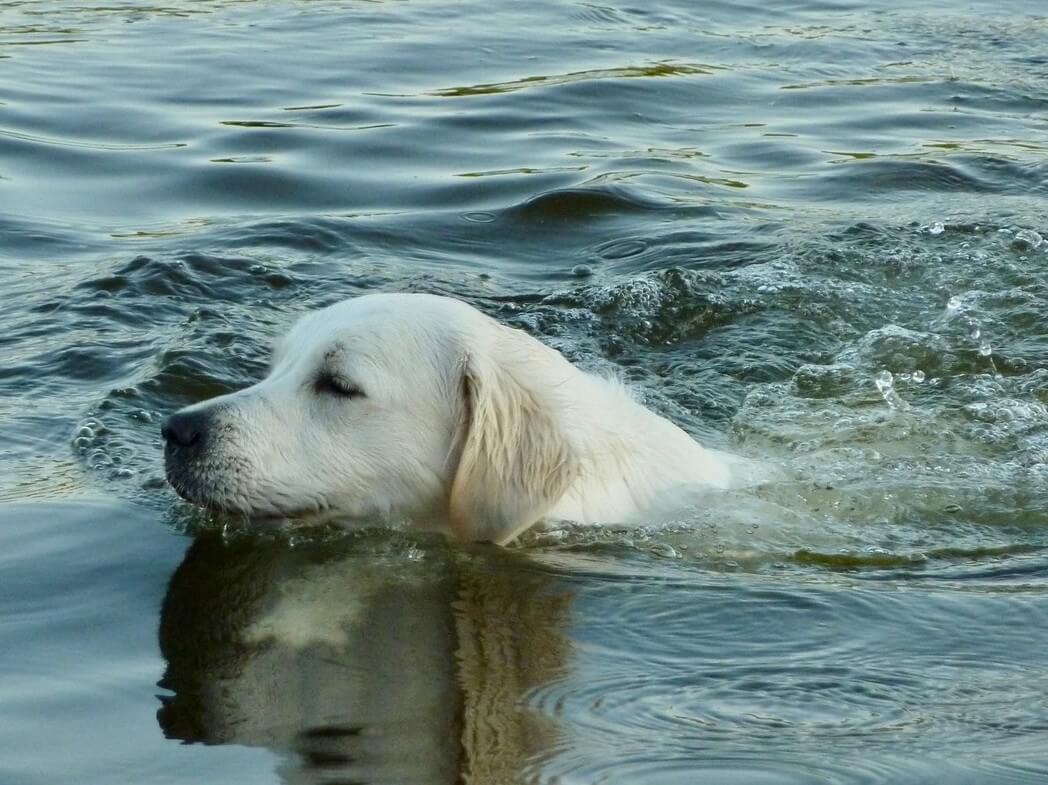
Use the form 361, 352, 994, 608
169, 293, 743, 544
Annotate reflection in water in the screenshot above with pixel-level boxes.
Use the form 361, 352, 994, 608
157, 534, 573, 784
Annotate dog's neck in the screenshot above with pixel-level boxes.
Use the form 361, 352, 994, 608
548, 371, 732, 526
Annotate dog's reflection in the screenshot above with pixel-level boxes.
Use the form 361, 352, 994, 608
157, 532, 573, 784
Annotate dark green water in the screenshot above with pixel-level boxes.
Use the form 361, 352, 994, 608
3, 1, 1048, 783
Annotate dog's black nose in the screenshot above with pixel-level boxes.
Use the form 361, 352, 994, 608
161, 409, 211, 449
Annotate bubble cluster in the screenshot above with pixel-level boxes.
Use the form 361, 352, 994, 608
71, 417, 139, 480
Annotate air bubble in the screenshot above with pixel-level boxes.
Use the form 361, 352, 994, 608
928, 222, 945, 235
912, 370, 926, 383
88, 450, 113, 469
1012, 228, 1043, 250
978, 339, 992, 357
968, 321, 981, 341
650, 543, 681, 559
946, 295, 962, 311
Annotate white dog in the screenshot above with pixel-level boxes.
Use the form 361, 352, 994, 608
163, 293, 743, 544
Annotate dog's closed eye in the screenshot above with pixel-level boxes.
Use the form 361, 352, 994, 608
314, 372, 366, 400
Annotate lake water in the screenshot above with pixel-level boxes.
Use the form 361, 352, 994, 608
3, 1, 1048, 783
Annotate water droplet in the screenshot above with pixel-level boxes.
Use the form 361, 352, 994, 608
929, 222, 945, 235
912, 370, 926, 383
874, 370, 909, 410
874, 369, 894, 394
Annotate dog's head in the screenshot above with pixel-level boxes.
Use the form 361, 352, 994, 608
162, 293, 579, 543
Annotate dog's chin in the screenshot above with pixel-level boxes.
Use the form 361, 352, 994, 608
175, 493, 335, 528
166, 468, 257, 519
164, 454, 394, 530
178, 488, 315, 520
166, 470, 338, 527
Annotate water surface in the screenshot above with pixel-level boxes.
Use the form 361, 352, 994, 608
2, 1, 1048, 783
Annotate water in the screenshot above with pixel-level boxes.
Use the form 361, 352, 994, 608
2, 0, 1048, 782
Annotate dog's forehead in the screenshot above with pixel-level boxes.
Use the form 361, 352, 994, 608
277, 295, 465, 373
309, 299, 454, 345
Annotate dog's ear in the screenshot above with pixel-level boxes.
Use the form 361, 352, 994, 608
448, 326, 579, 545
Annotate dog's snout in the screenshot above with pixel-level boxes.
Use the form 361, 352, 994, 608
162, 409, 211, 449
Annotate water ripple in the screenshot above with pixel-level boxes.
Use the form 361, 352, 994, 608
0, 127, 185, 151
432, 62, 718, 97
522, 577, 1048, 783
501, 185, 668, 223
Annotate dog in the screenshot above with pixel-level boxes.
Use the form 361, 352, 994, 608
163, 293, 744, 544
